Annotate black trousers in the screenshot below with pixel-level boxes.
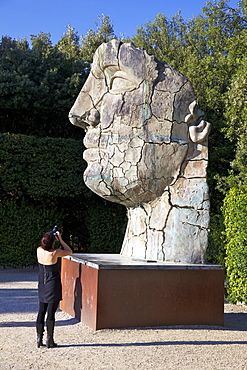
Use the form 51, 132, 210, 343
36, 301, 59, 325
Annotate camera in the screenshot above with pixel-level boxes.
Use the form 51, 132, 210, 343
50, 225, 59, 236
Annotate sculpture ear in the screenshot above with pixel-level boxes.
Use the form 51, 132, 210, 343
188, 119, 211, 144
185, 100, 211, 144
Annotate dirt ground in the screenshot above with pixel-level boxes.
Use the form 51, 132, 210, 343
0, 267, 246, 370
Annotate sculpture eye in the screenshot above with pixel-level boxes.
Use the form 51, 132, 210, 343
110, 71, 138, 94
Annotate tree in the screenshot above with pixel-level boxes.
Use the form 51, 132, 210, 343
80, 14, 116, 64
132, 12, 187, 71
0, 33, 86, 138
56, 25, 81, 59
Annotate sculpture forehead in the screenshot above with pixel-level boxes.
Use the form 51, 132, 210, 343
90, 40, 193, 105
93, 40, 157, 82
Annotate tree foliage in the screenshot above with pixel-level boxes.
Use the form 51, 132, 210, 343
80, 15, 116, 64
0, 33, 86, 138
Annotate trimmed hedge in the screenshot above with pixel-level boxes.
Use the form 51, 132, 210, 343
0, 133, 88, 199
222, 186, 247, 304
0, 198, 64, 267
83, 197, 127, 254
0, 133, 127, 267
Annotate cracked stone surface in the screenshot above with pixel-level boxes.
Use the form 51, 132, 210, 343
69, 40, 211, 263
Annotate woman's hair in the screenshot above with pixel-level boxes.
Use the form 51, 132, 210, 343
40, 232, 55, 251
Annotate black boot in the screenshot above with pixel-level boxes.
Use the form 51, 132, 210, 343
46, 321, 57, 348
36, 323, 44, 348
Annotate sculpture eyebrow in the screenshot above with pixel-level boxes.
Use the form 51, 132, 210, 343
110, 71, 133, 83
101, 65, 120, 87
103, 65, 120, 74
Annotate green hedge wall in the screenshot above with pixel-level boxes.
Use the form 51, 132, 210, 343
0, 133, 127, 267
0, 198, 65, 267
222, 186, 247, 304
83, 197, 127, 254
0, 133, 87, 199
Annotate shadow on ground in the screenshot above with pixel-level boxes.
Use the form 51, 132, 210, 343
0, 270, 38, 283
0, 288, 38, 314
0, 317, 79, 328
58, 339, 247, 348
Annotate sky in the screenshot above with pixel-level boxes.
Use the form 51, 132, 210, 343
0, 0, 239, 45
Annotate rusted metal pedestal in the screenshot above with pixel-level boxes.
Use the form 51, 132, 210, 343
60, 254, 224, 330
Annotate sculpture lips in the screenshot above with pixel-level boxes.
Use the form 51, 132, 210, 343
83, 148, 106, 162
83, 130, 110, 150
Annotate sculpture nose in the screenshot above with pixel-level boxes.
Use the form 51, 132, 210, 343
69, 108, 100, 130
68, 113, 88, 130
69, 113, 80, 124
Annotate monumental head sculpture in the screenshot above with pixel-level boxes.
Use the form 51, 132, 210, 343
69, 40, 211, 263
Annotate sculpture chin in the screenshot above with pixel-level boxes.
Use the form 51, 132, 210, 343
83, 161, 175, 207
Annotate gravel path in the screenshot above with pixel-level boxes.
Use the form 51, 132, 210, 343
0, 268, 246, 370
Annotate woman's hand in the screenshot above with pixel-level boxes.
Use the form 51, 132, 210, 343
55, 231, 62, 241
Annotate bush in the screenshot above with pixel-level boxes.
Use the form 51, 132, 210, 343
84, 196, 127, 254
207, 212, 226, 266
0, 133, 87, 199
0, 199, 64, 267
222, 186, 247, 304
0, 133, 127, 266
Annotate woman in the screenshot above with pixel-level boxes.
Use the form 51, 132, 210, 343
36, 230, 72, 348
